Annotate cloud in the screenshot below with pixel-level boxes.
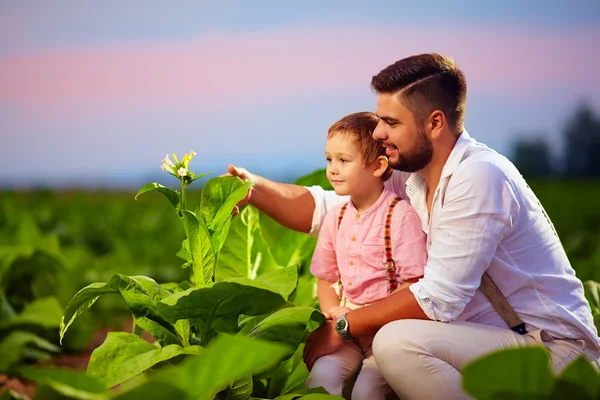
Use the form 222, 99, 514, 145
1, 25, 599, 117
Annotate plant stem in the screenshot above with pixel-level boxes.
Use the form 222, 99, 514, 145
181, 181, 187, 211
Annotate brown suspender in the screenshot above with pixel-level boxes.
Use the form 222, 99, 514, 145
383, 198, 401, 293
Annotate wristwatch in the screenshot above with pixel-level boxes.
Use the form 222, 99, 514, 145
335, 313, 355, 341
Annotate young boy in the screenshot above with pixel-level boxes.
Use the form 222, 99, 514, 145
305, 112, 428, 400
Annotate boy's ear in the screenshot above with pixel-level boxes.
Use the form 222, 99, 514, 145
373, 155, 389, 178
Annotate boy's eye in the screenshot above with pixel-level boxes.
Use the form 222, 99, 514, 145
340, 159, 348, 163
326, 157, 332, 162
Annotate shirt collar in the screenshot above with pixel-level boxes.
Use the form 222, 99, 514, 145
439, 129, 473, 180
403, 130, 474, 211
346, 187, 393, 217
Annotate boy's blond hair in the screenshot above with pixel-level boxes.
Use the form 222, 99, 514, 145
328, 111, 393, 180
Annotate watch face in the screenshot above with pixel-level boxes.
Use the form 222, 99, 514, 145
336, 318, 347, 332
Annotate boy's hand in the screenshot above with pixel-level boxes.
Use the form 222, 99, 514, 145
324, 306, 352, 320
224, 164, 254, 215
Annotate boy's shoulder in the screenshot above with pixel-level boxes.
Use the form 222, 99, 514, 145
323, 200, 351, 225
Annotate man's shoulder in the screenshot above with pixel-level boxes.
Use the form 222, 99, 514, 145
455, 145, 520, 185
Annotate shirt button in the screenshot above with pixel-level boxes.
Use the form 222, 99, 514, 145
349, 261, 354, 266
347, 282, 353, 287
351, 237, 356, 241
355, 213, 360, 218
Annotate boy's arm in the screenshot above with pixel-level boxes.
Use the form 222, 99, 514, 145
227, 166, 410, 236
309, 205, 342, 313
317, 279, 341, 315
227, 165, 344, 234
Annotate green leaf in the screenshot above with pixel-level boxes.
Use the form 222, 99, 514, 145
0, 331, 60, 372
0, 296, 63, 330
583, 280, 600, 332
87, 332, 202, 389
157, 281, 287, 333
174, 319, 191, 347
462, 346, 554, 400
111, 380, 187, 400
258, 213, 316, 268
191, 172, 211, 182
163, 335, 290, 400
199, 176, 254, 254
181, 210, 215, 285
18, 366, 106, 397
112, 336, 289, 400
0, 290, 16, 321
199, 176, 246, 227
290, 275, 318, 308
245, 307, 325, 360
229, 265, 298, 302
135, 183, 180, 211
176, 239, 189, 261
216, 206, 259, 281
60, 274, 180, 347
551, 356, 600, 399
267, 344, 310, 398
218, 375, 253, 400
216, 206, 280, 281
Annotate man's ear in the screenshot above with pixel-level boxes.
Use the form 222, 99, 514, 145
428, 110, 445, 140
373, 155, 389, 178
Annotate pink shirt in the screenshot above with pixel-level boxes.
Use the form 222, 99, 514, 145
310, 188, 428, 305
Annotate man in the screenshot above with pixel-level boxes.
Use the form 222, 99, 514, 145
228, 53, 600, 399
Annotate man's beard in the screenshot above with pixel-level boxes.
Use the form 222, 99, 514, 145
388, 127, 433, 173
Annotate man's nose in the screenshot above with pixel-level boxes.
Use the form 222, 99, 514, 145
373, 122, 386, 141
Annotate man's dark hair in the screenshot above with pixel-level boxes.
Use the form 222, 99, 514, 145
371, 53, 467, 134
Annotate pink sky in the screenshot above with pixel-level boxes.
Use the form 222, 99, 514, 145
2, 25, 599, 117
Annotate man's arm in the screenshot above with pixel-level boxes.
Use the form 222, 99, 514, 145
347, 282, 429, 337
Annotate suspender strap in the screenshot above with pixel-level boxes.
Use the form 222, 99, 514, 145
480, 272, 528, 334
384, 198, 401, 293
337, 203, 348, 227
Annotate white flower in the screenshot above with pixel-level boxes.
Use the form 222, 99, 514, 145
177, 167, 187, 177
162, 154, 175, 168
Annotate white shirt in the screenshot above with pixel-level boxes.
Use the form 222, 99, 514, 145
307, 130, 600, 354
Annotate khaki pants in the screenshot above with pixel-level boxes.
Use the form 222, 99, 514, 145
372, 319, 600, 400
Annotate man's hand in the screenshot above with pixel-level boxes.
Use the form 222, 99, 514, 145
302, 320, 343, 371
225, 164, 254, 215
323, 306, 351, 320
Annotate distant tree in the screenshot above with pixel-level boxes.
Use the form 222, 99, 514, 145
511, 136, 554, 177
563, 102, 600, 178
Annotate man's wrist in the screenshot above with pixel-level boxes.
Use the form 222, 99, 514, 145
335, 313, 355, 341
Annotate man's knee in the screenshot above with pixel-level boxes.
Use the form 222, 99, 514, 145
372, 319, 424, 364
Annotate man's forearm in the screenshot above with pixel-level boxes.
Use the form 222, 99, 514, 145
249, 174, 315, 233
346, 286, 430, 338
